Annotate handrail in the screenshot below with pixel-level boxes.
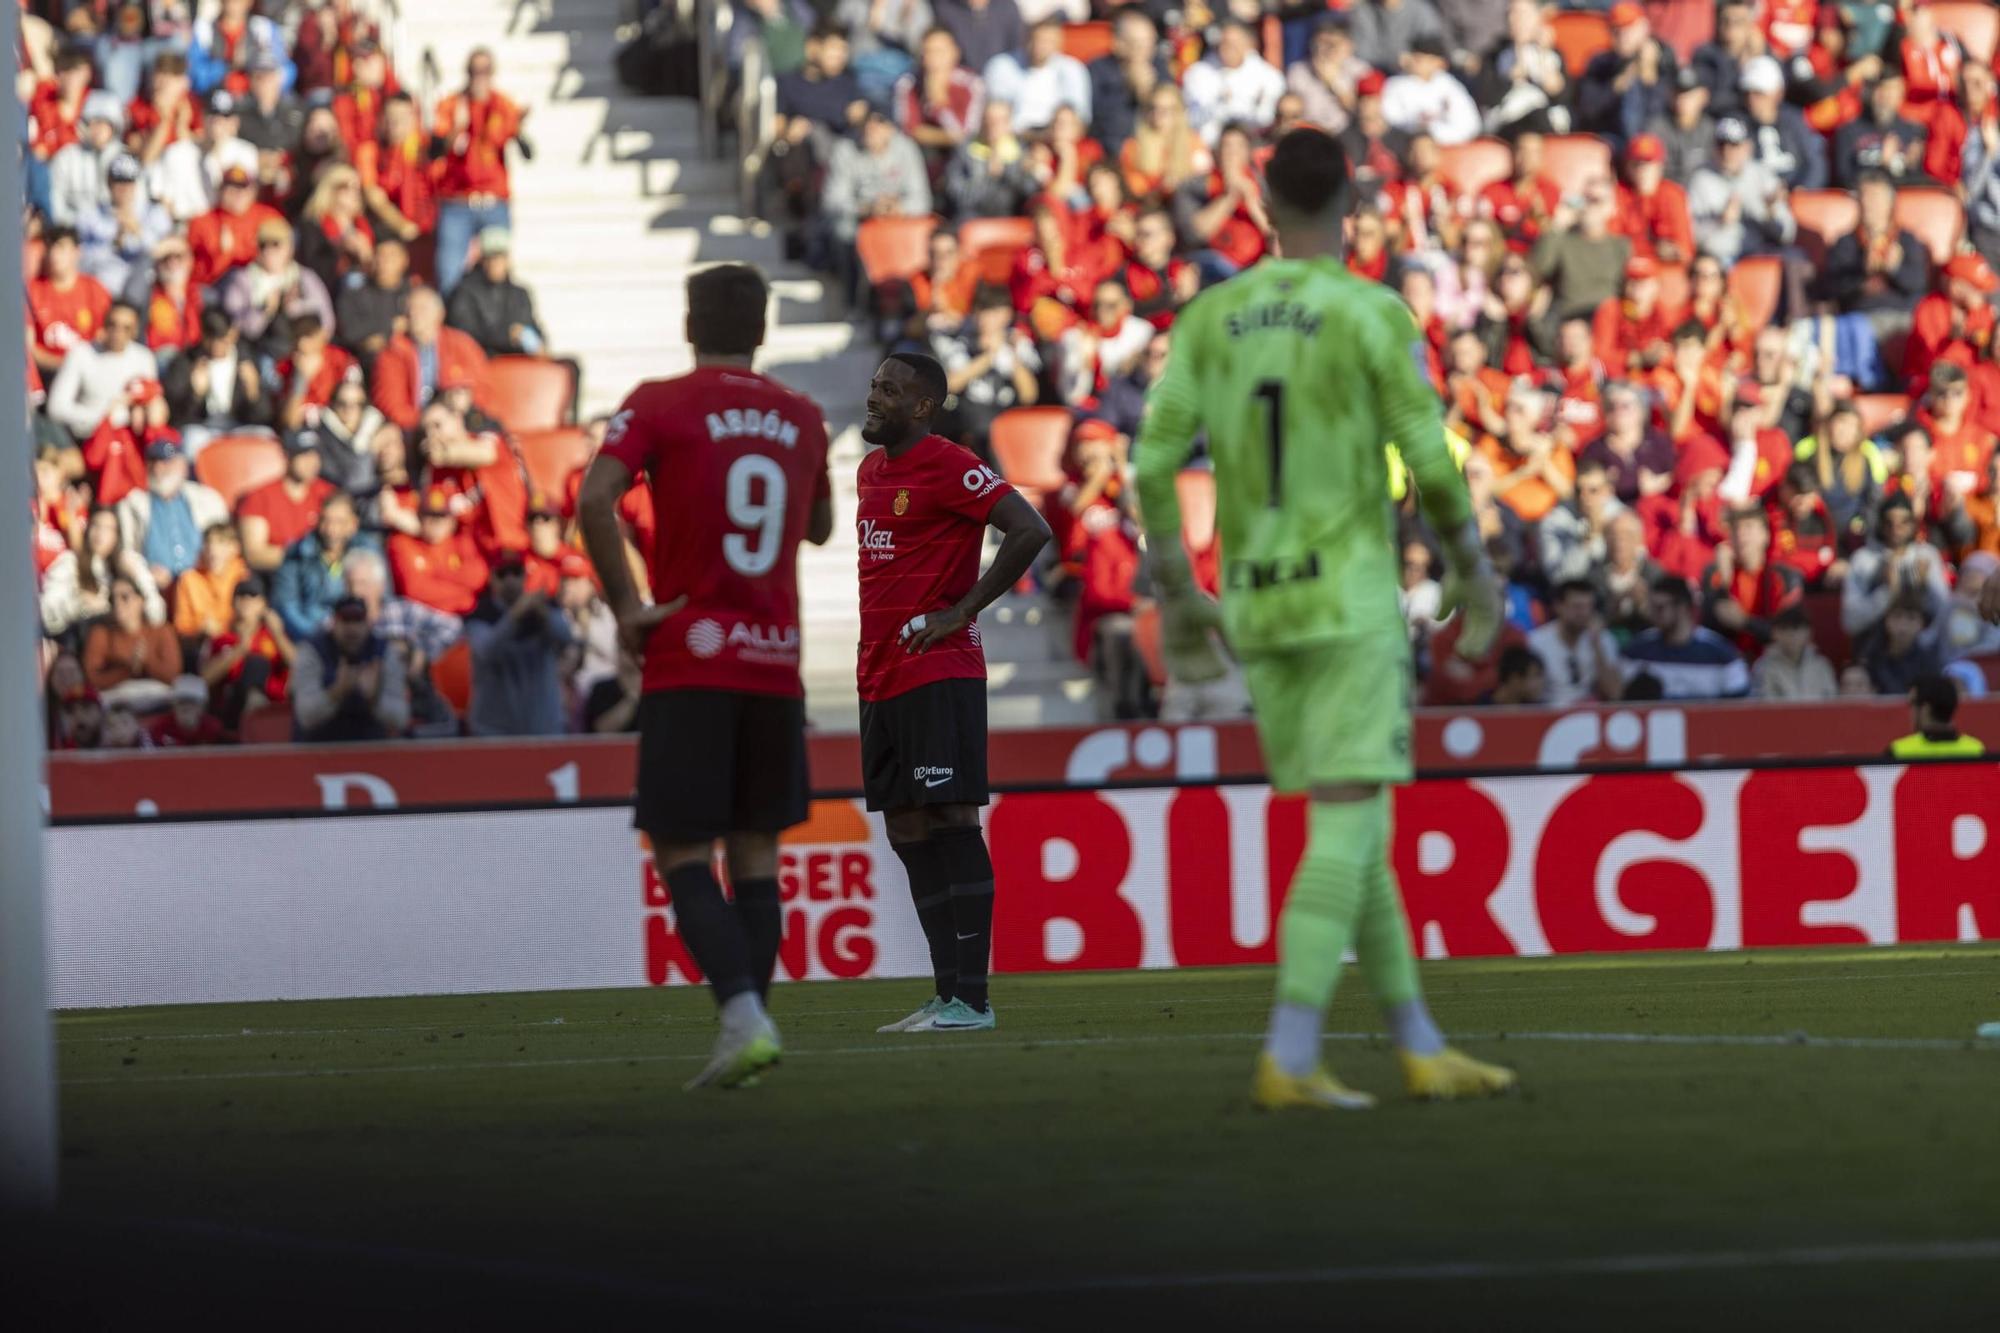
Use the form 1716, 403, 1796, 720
689, 0, 775, 213
735, 32, 775, 216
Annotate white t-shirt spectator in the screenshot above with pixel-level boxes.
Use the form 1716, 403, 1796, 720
981, 49, 1091, 132
149, 134, 258, 221
46, 341, 161, 440
1379, 68, 1482, 145
1059, 315, 1152, 406
1528, 620, 1622, 706
1182, 53, 1287, 144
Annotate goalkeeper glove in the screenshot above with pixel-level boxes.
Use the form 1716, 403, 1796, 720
1151, 542, 1230, 685
1438, 521, 1502, 661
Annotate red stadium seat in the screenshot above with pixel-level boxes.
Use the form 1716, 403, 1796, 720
195, 435, 287, 512
1549, 10, 1614, 79
1060, 21, 1115, 64
1893, 187, 1966, 269
517, 427, 594, 502
988, 407, 1072, 499
1176, 468, 1217, 554
1131, 601, 1166, 687
1541, 134, 1614, 189
1727, 255, 1783, 329
957, 215, 1035, 259
1853, 392, 1912, 437
973, 242, 1026, 286
1933, 1, 2000, 62
431, 639, 473, 716
1789, 188, 1860, 267
855, 215, 938, 287
1656, 262, 1690, 315
484, 356, 575, 434
1439, 138, 1514, 199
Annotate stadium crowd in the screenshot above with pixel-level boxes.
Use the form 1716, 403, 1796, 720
757, 0, 2000, 717
28, 1, 656, 750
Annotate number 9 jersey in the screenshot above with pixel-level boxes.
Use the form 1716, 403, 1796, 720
600, 367, 833, 698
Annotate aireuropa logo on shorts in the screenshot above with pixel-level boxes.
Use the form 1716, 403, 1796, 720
914, 765, 954, 789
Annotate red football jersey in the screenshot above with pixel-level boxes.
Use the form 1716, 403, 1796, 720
601, 367, 831, 697
855, 434, 1015, 703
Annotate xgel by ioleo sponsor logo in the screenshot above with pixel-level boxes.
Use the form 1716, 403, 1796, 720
686, 619, 726, 658
858, 518, 896, 559
914, 765, 954, 788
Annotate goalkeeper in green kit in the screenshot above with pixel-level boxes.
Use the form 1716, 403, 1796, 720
1134, 128, 1518, 1111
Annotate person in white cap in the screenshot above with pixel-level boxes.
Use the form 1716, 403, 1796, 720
1737, 53, 1826, 189
1689, 116, 1797, 267
49, 91, 128, 226
78, 155, 173, 297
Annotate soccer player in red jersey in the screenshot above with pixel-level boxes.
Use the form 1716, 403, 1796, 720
856, 353, 1051, 1033
577, 264, 834, 1090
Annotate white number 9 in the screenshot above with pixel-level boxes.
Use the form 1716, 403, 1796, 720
723, 453, 787, 577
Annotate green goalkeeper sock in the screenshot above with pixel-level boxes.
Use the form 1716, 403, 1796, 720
1265, 797, 1378, 1074
1350, 790, 1445, 1055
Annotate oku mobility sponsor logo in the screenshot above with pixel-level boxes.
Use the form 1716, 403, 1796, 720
858, 518, 896, 562
644, 803, 881, 986
962, 464, 1006, 498
685, 618, 802, 664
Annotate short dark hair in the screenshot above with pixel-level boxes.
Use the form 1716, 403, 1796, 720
55, 49, 90, 74
1264, 127, 1349, 218
686, 264, 768, 357
1673, 318, 1708, 343
106, 300, 141, 325
1911, 673, 1960, 723
1497, 645, 1540, 684
809, 21, 849, 43
1651, 573, 1694, 607
153, 50, 188, 77
886, 351, 948, 418
1554, 578, 1597, 604
1772, 603, 1811, 631
972, 283, 1011, 313
1728, 504, 1770, 529
45, 225, 79, 249
200, 308, 235, 341
1784, 460, 1820, 493
290, 312, 326, 342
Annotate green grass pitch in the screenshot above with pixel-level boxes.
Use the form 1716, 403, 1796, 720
22, 946, 2000, 1328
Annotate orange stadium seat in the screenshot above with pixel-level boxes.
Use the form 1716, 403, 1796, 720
1549, 10, 1614, 79
1541, 134, 1614, 188
1893, 187, 1966, 268
1656, 262, 1690, 314
1727, 255, 1783, 329
1439, 138, 1513, 198
974, 242, 1026, 286
431, 639, 473, 716
1932, 1, 2000, 62
1176, 468, 1217, 554
1131, 601, 1166, 687
1853, 392, 1912, 437
988, 407, 1072, 499
484, 356, 575, 434
1789, 188, 1860, 266
517, 427, 594, 501
957, 215, 1035, 259
194, 435, 286, 511
1060, 21, 1115, 64
855, 215, 938, 287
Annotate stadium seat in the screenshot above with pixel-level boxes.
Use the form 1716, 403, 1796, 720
988, 407, 1072, 499
194, 435, 287, 511
1549, 10, 1614, 78
1789, 188, 1861, 267
1892, 187, 1966, 269
1656, 262, 1690, 314
974, 242, 1026, 286
517, 427, 594, 501
431, 639, 473, 716
855, 215, 938, 287
1727, 255, 1783, 329
1176, 468, 1217, 554
1933, 1, 2000, 62
958, 216, 1035, 285
484, 356, 576, 434
1439, 138, 1513, 199
236, 703, 292, 745
1854, 392, 1912, 437
1131, 601, 1166, 687
1059, 21, 1115, 64
1541, 135, 1614, 188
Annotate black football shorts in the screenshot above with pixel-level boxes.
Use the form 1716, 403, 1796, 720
857, 677, 991, 812
633, 689, 810, 844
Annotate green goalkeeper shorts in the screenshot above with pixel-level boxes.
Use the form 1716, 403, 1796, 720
1242, 635, 1414, 793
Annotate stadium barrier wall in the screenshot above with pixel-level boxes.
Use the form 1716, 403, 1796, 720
46, 760, 1999, 1008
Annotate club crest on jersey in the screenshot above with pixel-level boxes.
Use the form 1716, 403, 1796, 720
893, 488, 910, 515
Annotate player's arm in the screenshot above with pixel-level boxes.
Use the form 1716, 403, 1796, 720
807, 441, 834, 546
1132, 303, 1229, 683
579, 413, 683, 654
905, 493, 1051, 652
1372, 300, 1498, 657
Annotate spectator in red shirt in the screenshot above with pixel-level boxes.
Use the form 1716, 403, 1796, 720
1119, 82, 1209, 205
29, 48, 94, 162
1593, 256, 1683, 375
238, 433, 339, 571
355, 92, 437, 248
1175, 123, 1269, 285
371, 286, 492, 430
200, 573, 296, 727
1718, 381, 1796, 506
431, 47, 525, 295
332, 37, 392, 157
144, 233, 202, 353
416, 398, 529, 558
277, 314, 360, 431
1899, 3, 1960, 121
1121, 207, 1196, 329
82, 383, 172, 510
1657, 318, 1728, 442
1905, 252, 1998, 393
896, 25, 984, 177
28, 227, 112, 379
1925, 59, 1997, 188
1769, 460, 1846, 587
1345, 205, 1396, 284
1551, 315, 1609, 441
1916, 361, 1998, 495
389, 484, 491, 616
1612, 132, 1695, 264
1686, 250, 1756, 371
521, 494, 571, 598
1477, 250, 1539, 375
188, 163, 286, 288
1444, 327, 1510, 440
1010, 197, 1098, 332
1478, 128, 1560, 254
1699, 505, 1803, 659
1641, 432, 1730, 580
148, 674, 228, 746
126, 51, 201, 167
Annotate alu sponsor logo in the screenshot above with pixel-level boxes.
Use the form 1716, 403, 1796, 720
686, 619, 726, 658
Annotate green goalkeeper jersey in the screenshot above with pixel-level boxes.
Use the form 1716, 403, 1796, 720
1135, 255, 1472, 655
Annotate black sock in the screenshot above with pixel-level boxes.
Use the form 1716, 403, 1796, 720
933, 826, 995, 1012
732, 876, 782, 1000
892, 840, 956, 1001
664, 863, 756, 1004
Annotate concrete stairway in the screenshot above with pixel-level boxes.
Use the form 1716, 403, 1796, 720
391, 0, 1095, 728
